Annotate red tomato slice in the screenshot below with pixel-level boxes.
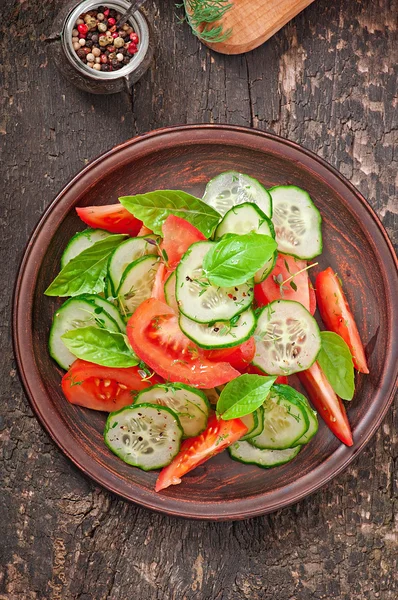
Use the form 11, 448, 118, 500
62, 360, 162, 412
254, 253, 311, 312
160, 215, 205, 270
151, 262, 168, 303
137, 224, 153, 236
245, 363, 288, 384
76, 204, 142, 236
204, 338, 256, 372
316, 267, 369, 373
298, 362, 353, 446
155, 414, 248, 491
309, 280, 316, 315
126, 298, 240, 388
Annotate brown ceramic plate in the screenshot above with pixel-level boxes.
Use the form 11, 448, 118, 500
13, 125, 398, 520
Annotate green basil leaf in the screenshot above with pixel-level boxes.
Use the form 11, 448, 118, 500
203, 233, 277, 287
318, 331, 355, 400
119, 191, 221, 238
45, 234, 126, 297
217, 374, 276, 420
61, 327, 138, 368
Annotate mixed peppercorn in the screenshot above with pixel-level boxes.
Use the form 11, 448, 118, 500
71, 5, 139, 72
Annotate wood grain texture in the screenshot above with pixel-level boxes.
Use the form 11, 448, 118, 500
204, 0, 316, 55
1, 0, 397, 598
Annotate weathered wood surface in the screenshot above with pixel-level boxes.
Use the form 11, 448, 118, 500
0, 0, 397, 598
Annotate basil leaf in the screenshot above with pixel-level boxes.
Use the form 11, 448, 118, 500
45, 234, 126, 297
61, 327, 138, 368
317, 331, 355, 400
119, 191, 220, 238
203, 233, 277, 287
217, 374, 276, 420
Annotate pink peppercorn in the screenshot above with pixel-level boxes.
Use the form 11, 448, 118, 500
112, 32, 119, 38
107, 17, 116, 26
100, 54, 108, 63
127, 43, 138, 54
107, 45, 115, 52
130, 33, 139, 44
77, 23, 88, 36
104, 9, 110, 16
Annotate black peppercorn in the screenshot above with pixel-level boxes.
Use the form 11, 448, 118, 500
101, 63, 109, 71
91, 33, 98, 43
111, 58, 120, 69
85, 39, 93, 48
97, 5, 105, 12
109, 9, 117, 18
123, 56, 130, 65
77, 48, 86, 59
87, 31, 93, 40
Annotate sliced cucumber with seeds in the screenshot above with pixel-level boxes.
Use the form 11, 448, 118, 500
80, 294, 126, 333
286, 387, 318, 446
117, 255, 160, 319
104, 403, 183, 470
241, 406, 264, 441
164, 271, 179, 312
253, 300, 321, 375
49, 297, 120, 370
215, 202, 275, 239
134, 384, 209, 438
108, 235, 159, 295
269, 186, 322, 259
61, 229, 111, 268
250, 387, 309, 450
176, 241, 253, 323
179, 308, 256, 348
214, 202, 277, 283
203, 171, 272, 217
229, 440, 301, 468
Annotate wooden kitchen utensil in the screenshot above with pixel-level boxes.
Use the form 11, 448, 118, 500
204, 0, 316, 54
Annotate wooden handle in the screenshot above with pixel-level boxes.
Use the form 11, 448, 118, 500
205, 0, 316, 55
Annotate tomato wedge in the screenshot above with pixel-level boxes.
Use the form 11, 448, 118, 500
298, 362, 353, 446
155, 414, 248, 491
151, 262, 168, 303
160, 215, 205, 270
62, 360, 162, 412
203, 338, 256, 372
76, 204, 142, 236
254, 253, 314, 313
126, 298, 240, 388
316, 267, 369, 373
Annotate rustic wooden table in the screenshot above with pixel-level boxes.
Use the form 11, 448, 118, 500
1, 1, 397, 598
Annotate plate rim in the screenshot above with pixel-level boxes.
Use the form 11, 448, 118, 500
12, 124, 398, 520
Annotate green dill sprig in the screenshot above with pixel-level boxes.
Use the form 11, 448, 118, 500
178, 0, 233, 43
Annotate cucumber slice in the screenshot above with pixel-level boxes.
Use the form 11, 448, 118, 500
134, 384, 209, 438
61, 229, 111, 268
108, 235, 159, 295
104, 403, 183, 470
176, 241, 253, 323
214, 202, 275, 239
117, 255, 160, 319
269, 186, 322, 259
104, 277, 114, 301
250, 387, 309, 450
241, 406, 264, 441
287, 387, 319, 445
229, 440, 301, 468
214, 202, 277, 284
164, 271, 179, 312
49, 297, 120, 370
80, 294, 126, 333
203, 171, 272, 217
253, 300, 321, 375
179, 308, 256, 348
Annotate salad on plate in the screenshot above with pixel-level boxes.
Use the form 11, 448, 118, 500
44, 171, 368, 491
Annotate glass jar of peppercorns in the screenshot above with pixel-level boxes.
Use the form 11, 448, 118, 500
50, 0, 153, 94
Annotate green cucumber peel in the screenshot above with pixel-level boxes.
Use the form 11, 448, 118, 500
119, 191, 221, 238
62, 326, 138, 368
217, 374, 276, 420
317, 331, 355, 400
45, 234, 127, 297
203, 232, 277, 287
